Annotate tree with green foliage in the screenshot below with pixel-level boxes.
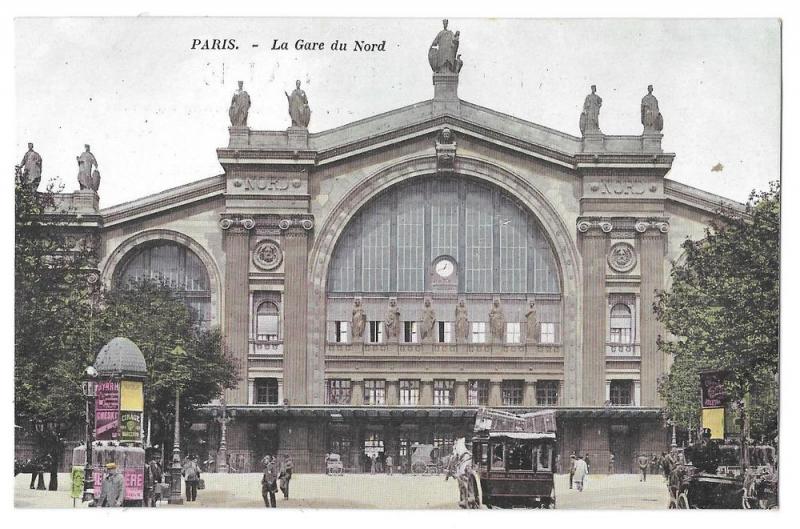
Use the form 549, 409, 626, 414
655, 181, 779, 444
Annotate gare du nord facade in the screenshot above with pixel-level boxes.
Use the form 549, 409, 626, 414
52, 54, 746, 475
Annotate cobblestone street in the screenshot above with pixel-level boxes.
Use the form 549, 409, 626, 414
15, 473, 669, 509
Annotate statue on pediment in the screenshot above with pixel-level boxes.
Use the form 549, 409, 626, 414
579, 85, 602, 136
351, 298, 367, 340
229, 80, 251, 127
18, 142, 42, 190
77, 144, 99, 191
286, 80, 311, 128
641, 85, 664, 133
385, 298, 400, 341
489, 299, 506, 344
429, 19, 461, 74
455, 299, 470, 343
421, 297, 437, 342
525, 300, 538, 344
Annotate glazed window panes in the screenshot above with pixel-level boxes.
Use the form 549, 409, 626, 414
610, 380, 633, 406
325, 379, 352, 405
540, 322, 556, 344
335, 321, 349, 343
256, 302, 279, 341
438, 321, 453, 343
507, 442, 534, 471
369, 321, 383, 343
327, 179, 561, 295
610, 303, 633, 344
117, 241, 212, 327
364, 432, 384, 453
499, 197, 527, 292
433, 379, 455, 406
502, 380, 524, 406
397, 187, 425, 291
403, 321, 418, 343
471, 322, 487, 343
433, 432, 455, 454
254, 378, 279, 405
536, 380, 560, 406
399, 379, 420, 406
468, 380, 489, 406
364, 379, 386, 405
537, 445, 553, 472
506, 322, 521, 344
491, 444, 505, 470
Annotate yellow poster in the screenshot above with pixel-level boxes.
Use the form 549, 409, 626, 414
120, 380, 144, 411
702, 407, 725, 440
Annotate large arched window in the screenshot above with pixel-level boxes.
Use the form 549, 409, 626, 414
609, 303, 632, 344
115, 241, 212, 327
256, 301, 280, 342
327, 178, 560, 294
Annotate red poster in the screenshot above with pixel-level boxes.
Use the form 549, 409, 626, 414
123, 467, 144, 500
95, 380, 120, 440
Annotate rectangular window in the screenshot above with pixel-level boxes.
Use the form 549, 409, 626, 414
325, 379, 352, 405
254, 378, 279, 405
502, 380, 524, 406
431, 180, 459, 260
610, 380, 633, 406
540, 322, 556, 344
499, 196, 527, 293
361, 195, 392, 292
369, 321, 384, 343
335, 321, 350, 343
399, 379, 420, 406
403, 321, 418, 343
468, 380, 489, 406
491, 443, 505, 470
397, 188, 425, 291
536, 380, 560, 406
471, 322, 487, 343
438, 321, 453, 343
364, 431, 384, 455
364, 379, 386, 405
537, 445, 553, 472
433, 379, 455, 406
465, 190, 494, 292
506, 322, 521, 344
610, 327, 632, 344
433, 432, 455, 454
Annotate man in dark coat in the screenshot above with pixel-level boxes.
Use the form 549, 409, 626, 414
261, 456, 278, 507
279, 455, 293, 500
637, 453, 649, 482
182, 455, 201, 502
94, 463, 124, 507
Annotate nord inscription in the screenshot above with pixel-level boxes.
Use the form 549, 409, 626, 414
243, 176, 290, 191
597, 177, 646, 195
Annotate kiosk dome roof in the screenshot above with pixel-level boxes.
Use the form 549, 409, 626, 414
94, 337, 147, 377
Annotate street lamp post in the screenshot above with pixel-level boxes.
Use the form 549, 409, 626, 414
168, 388, 184, 504
81, 367, 98, 502
217, 396, 228, 473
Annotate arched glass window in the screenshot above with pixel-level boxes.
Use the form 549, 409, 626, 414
256, 302, 280, 342
116, 241, 212, 327
609, 303, 632, 344
327, 178, 561, 294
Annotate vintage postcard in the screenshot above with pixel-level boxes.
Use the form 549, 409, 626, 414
13, 17, 780, 510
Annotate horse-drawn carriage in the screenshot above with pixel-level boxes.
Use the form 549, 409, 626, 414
667, 443, 777, 509
410, 443, 442, 475
443, 408, 558, 509
325, 453, 344, 475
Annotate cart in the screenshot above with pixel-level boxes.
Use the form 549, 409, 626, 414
326, 453, 344, 476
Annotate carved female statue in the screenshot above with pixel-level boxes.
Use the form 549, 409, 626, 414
351, 298, 367, 340
579, 85, 602, 135
421, 298, 437, 342
385, 298, 400, 340
641, 85, 664, 133
455, 299, 470, 343
525, 300, 538, 344
286, 80, 311, 128
488, 299, 506, 344
229, 80, 251, 127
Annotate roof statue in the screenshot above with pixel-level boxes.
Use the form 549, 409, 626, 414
229, 80, 251, 128
641, 84, 664, 133
429, 19, 461, 74
579, 85, 602, 136
18, 142, 42, 190
286, 80, 311, 128
77, 144, 99, 191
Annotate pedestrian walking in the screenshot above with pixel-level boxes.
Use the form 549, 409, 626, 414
650, 454, 658, 475
568, 454, 576, 489
573, 455, 588, 492
608, 452, 615, 474
182, 455, 201, 502
279, 455, 293, 499
261, 456, 278, 508
584, 453, 591, 473
386, 454, 394, 475
93, 463, 125, 507
370, 453, 376, 474
637, 453, 649, 482
555, 454, 561, 474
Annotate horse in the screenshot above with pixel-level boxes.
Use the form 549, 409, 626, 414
444, 438, 481, 508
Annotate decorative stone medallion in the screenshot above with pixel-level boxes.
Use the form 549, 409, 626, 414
607, 242, 637, 273
253, 239, 283, 271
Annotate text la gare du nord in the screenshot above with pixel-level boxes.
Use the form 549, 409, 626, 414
191, 38, 387, 52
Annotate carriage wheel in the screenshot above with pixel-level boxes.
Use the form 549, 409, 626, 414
411, 462, 426, 474
676, 492, 691, 509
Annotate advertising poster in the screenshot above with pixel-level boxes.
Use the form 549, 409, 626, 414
120, 380, 144, 411
700, 370, 727, 408
120, 411, 142, 443
70, 466, 84, 499
123, 467, 145, 500
95, 380, 120, 440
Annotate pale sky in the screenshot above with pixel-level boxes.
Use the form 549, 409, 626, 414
15, 18, 781, 206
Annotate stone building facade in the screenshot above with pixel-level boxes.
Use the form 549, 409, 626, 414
45, 54, 745, 475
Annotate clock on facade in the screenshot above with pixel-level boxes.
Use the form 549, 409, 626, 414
435, 258, 455, 278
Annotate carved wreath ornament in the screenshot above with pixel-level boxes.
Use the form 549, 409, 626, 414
607, 242, 637, 273
253, 239, 283, 271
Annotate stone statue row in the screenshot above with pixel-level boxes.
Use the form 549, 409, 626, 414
228, 79, 311, 129
17, 142, 100, 193
579, 84, 664, 136
350, 298, 540, 344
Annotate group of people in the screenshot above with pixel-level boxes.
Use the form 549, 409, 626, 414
261, 454, 294, 507
636, 452, 673, 482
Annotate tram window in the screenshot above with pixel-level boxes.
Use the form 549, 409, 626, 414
491, 444, 505, 470
480, 443, 488, 464
507, 442, 534, 471
537, 445, 552, 472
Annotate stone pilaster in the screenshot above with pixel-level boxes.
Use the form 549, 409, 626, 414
639, 229, 666, 406
282, 224, 309, 405
488, 381, 502, 407
420, 381, 433, 406
350, 380, 363, 406
523, 380, 537, 407
453, 381, 468, 406
386, 380, 399, 406
580, 227, 607, 406
221, 217, 253, 404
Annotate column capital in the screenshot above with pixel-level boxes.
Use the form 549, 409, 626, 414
219, 215, 255, 232
577, 216, 669, 236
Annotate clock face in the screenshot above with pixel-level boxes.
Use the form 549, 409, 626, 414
435, 259, 455, 278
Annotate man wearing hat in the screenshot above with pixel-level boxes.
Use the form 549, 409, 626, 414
568, 453, 576, 489
261, 456, 278, 508
94, 462, 125, 507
